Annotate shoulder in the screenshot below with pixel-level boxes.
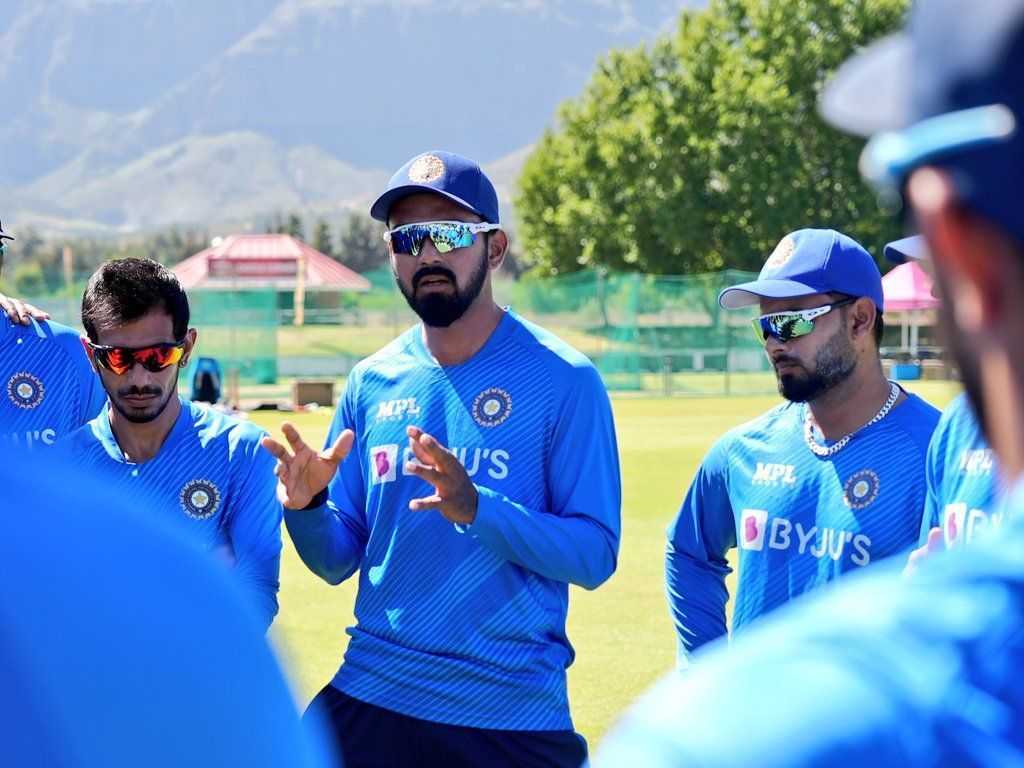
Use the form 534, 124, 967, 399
22, 319, 92, 364
347, 327, 420, 386
189, 402, 268, 454
50, 413, 105, 454
704, 402, 798, 467
889, 391, 942, 452
505, 311, 602, 389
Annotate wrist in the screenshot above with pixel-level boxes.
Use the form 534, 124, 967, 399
298, 487, 329, 511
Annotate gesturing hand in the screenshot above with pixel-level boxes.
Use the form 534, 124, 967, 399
404, 426, 479, 526
0, 294, 50, 325
902, 526, 944, 578
261, 422, 354, 509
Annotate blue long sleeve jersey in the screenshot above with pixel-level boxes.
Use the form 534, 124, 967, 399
667, 390, 940, 659
1, 316, 106, 450
53, 397, 283, 631
921, 392, 1004, 546
598, 481, 1024, 768
285, 310, 622, 731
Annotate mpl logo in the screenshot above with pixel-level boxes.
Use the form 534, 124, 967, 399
374, 398, 422, 422
752, 463, 797, 486
958, 449, 995, 476
370, 444, 399, 484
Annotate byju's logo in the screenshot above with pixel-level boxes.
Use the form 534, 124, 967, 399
374, 398, 421, 422
738, 511, 872, 566
943, 503, 1002, 548
370, 444, 399, 484
751, 463, 797, 486
740, 509, 768, 550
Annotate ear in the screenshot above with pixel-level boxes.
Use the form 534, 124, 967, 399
180, 328, 199, 367
488, 229, 509, 271
846, 297, 878, 344
80, 335, 100, 373
908, 167, 1006, 334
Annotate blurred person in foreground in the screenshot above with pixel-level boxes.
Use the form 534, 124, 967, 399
263, 151, 621, 768
667, 228, 938, 664
597, 1, 1024, 765
0, 448, 334, 768
0, 220, 105, 450
53, 258, 282, 631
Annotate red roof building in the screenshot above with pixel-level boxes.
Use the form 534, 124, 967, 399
173, 234, 371, 293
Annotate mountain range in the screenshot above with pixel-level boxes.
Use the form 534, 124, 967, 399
0, 0, 690, 234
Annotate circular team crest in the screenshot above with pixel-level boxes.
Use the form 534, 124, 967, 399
765, 236, 796, 270
7, 372, 45, 409
472, 388, 512, 428
843, 470, 880, 510
408, 154, 446, 183
179, 479, 221, 520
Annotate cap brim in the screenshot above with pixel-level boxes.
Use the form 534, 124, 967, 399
718, 279, 825, 309
370, 185, 488, 223
820, 34, 914, 137
884, 235, 928, 263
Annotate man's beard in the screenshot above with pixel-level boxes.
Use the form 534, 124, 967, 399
774, 325, 858, 403
396, 254, 489, 328
108, 370, 179, 424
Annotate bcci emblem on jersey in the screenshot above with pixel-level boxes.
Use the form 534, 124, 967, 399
7, 372, 45, 409
179, 479, 220, 520
472, 388, 512, 428
843, 470, 879, 510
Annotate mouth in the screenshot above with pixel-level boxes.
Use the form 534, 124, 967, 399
122, 393, 159, 406
773, 361, 802, 375
416, 276, 452, 291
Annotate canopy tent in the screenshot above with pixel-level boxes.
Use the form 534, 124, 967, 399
881, 261, 940, 355
173, 234, 371, 326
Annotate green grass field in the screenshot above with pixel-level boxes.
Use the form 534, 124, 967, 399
252, 380, 960, 747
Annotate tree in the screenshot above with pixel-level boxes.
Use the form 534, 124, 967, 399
311, 218, 334, 257
514, 0, 908, 276
336, 213, 388, 273
285, 213, 304, 241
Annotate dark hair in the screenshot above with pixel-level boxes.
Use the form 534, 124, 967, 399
81, 258, 189, 342
832, 292, 884, 348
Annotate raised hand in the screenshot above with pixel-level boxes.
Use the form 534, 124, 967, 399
261, 422, 354, 509
404, 426, 478, 526
902, 526, 944, 578
0, 293, 50, 325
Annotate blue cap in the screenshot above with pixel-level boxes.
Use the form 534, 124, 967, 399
370, 151, 500, 224
719, 228, 884, 311
0, 220, 12, 240
820, 0, 1024, 244
884, 235, 928, 264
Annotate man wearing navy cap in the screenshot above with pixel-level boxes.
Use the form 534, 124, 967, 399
597, 1, 1024, 765
263, 151, 621, 768
0, 219, 107, 450
666, 227, 939, 664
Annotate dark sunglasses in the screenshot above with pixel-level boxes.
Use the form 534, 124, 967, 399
383, 220, 501, 257
89, 340, 187, 375
751, 298, 857, 344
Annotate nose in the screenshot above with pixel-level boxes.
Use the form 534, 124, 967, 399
765, 335, 789, 356
124, 361, 151, 385
416, 237, 444, 264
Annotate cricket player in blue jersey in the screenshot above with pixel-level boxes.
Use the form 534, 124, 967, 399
597, 1, 1024, 764
666, 228, 940, 662
0, 220, 106, 450
55, 258, 282, 631
263, 151, 621, 768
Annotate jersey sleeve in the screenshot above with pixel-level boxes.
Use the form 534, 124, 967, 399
226, 436, 284, 632
461, 364, 621, 589
665, 435, 736, 664
284, 377, 370, 585
920, 419, 946, 545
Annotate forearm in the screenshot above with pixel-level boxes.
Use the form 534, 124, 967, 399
462, 486, 619, 589
232, 552, 281, 633
666, 542, 730, 662
284, 501, 365, 585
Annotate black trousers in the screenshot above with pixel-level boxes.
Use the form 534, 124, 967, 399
305, 684, 588, 768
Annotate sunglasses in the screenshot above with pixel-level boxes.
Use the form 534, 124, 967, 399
89, 340, 187, 375
383, 220, 501, 257
751, 298, 856, 344
0, 242, 6, 258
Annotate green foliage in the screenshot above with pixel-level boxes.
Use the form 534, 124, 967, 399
515, 0, 908, 275
311, 218, 334, 257
11, 261, 46, 296
337, 212, 389, 274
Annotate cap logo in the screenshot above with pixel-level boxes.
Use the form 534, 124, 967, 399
408, 155, 446, 183
765, 236, 796, 270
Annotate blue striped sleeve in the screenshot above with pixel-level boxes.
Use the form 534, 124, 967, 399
462, 364, 620, 589
666, 436, 736, 663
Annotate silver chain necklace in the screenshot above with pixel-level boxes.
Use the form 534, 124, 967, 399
803, 381, 900, 458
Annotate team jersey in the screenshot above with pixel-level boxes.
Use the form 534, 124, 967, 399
921, 392, 1004, 547
598, 480, 1024, 768
52, 397, 282, 631
285, 309, 621, 731
666, 389, 940, 660
0, 315, 106, 451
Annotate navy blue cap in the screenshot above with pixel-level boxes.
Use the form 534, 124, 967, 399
884, 235, 928, 264
0, 220, 12, 240
821, 0, 1024, 244
370, 151, 500, 224
719, 228, 884, 311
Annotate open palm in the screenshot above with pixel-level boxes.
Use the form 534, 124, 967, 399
261, 422, 354, 509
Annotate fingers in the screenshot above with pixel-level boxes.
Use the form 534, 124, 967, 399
20, 300, 50, 321
409, 494, 444, 512
408, 431, 435, 466
404, 459, 443, 488
260, 436, 292, 466
415, 430, 456, 470
925, 526, 944, 554
325, 429, 355, 463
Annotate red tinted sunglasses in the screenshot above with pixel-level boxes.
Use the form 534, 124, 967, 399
89, 340, 187, 375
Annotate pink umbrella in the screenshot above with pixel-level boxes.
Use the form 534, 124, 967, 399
882, 261, 939, 354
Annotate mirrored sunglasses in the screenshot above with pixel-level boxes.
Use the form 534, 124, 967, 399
0, 242, 6, 258
751, 298, 856, 344
383, 220, 501, 257
89, 340, 186, 375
